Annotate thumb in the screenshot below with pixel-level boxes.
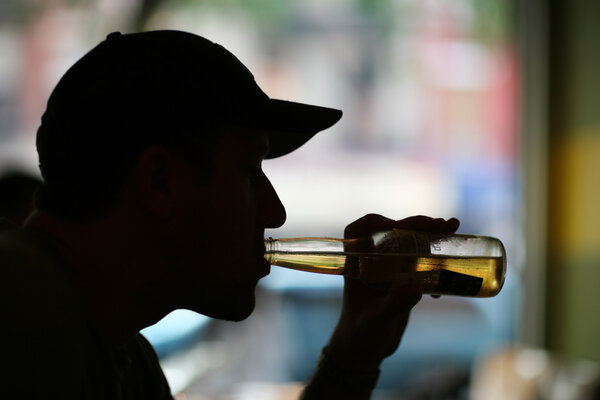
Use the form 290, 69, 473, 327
381, 276, 422, 316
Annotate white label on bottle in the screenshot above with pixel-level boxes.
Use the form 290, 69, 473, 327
382, 229, 431, 256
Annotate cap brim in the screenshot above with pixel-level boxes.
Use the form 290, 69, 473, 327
248, 99, 342, 159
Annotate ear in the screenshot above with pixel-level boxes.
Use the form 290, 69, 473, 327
132, 146, 182, 218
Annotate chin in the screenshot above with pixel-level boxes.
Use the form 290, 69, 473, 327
207, 304, 255, 322
193, 294, 256, 322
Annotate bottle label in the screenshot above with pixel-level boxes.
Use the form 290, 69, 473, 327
378, 269, 484, 296
434, 270, 483, 296
375, 229, 432, 255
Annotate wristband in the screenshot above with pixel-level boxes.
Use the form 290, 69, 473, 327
315, 346, 381, 393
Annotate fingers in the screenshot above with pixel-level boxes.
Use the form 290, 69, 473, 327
394, 215, 460, 233
444, 217, 460, 233
344, 213, 397, 238
345, 213, 460, 238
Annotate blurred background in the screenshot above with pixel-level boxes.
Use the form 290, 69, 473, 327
1, 0, 599, 399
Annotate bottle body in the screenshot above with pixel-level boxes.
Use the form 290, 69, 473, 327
264, 229, 506, 298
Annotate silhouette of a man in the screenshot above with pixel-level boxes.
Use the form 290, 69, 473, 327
1, 30, 458, 399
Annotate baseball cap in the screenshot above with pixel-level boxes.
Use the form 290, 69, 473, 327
37, 30, 342, 183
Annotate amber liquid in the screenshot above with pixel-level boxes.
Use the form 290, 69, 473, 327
265, 252, 504, 297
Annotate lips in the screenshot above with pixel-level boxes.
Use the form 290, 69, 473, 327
257, 240, 270, 277
259, 257, 271, 276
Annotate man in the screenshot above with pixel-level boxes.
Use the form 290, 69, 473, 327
1, 30, 458, 398
0, 170, 41, 226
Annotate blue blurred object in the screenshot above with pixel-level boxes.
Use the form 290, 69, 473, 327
141, 309, 212, 358
259, 262, 517, 391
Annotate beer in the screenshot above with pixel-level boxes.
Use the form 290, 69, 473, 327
264, 230, 506, 298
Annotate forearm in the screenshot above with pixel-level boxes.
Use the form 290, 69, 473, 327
300, 347, 381, 400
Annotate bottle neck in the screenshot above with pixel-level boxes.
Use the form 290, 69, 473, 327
264, 237, 348, 254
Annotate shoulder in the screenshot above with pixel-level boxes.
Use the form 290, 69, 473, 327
0, 223, 81, 323
0, 219, 62, 280
120, 333, 173, 399
1, 222, 89, 395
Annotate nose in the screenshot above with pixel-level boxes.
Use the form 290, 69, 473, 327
258, 172, 287, 229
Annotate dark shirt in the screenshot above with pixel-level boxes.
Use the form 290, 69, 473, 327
0, 219, 173, 399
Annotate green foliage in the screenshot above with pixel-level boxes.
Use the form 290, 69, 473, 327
171, 0, 289, 26
469, 0, 516, 45
0, 0, 33, 24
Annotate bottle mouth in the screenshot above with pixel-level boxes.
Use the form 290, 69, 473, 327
264, 237, 276, 253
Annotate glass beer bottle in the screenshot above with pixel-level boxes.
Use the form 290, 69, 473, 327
264, 229, 506, 297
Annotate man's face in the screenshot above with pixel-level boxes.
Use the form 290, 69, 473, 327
172, 126, 286, 321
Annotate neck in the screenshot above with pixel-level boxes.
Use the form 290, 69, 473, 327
25, 211, 172, 345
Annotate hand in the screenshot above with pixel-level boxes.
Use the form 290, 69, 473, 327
326, 214, 460, 370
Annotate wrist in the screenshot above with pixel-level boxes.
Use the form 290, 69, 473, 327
313, 346, 381, 393
327, 329, 386, 371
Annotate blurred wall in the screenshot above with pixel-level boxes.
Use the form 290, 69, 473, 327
547, 0, 600, 361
